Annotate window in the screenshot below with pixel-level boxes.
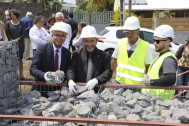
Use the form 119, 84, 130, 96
139, 31, 154, 44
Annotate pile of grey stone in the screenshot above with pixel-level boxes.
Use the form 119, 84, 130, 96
0, 41, 20, 114
1, 86, 189, 126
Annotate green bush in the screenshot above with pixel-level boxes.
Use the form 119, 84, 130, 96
112, 9, 140, 26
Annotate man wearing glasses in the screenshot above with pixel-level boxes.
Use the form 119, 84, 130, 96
30, 22, 71, 97
0, 8, 7, 41
29, 16, 51, 56
143, 25, 177, 100
111, 16, 153, 86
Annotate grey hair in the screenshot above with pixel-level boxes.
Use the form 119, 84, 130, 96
55, 12, 64, 19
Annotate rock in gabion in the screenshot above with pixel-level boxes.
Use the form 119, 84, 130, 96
0, 41, 20, 113
2, 87, 188, 125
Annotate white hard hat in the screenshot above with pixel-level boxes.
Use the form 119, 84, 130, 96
80, 25, 98, 38
154, 25, 175, 39
50, 22, 68, 34
124, 16, 140, 30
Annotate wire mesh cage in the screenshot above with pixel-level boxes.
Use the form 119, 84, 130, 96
0, 81, 189, 126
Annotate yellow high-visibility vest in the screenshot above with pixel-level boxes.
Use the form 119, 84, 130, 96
143, 51, 177, 101
116, 38, 149, 84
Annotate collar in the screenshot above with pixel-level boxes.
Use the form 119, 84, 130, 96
127, 37, 140, 46
34, 24, 42, 30
52, 43, 62, 52
159, 50, 170, 56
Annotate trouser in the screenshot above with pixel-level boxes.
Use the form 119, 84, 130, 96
174, 66, 189, 99
23, 38, 31, 59
33, 49, 36, 57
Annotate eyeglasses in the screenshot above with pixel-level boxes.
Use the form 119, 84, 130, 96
153, 39, 167, 44
53, 34, 66, 38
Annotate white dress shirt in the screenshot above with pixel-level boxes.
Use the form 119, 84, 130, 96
29, 25, 50, 49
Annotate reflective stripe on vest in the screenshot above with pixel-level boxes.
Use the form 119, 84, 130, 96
142, 51, 177, 101
116, 38, 149, 84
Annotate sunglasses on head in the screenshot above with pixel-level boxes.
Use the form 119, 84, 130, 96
153, 39, 167, 44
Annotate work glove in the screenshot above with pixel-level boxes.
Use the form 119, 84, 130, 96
44, 72, 56, 83
86, 78, 98, 91
143, 74, 151, 86
68, 80, 78, 95
55, 70, 65, 83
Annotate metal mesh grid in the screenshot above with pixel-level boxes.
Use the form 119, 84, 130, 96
0, 81, 189, 125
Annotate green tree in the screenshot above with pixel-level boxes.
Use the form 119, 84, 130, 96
112, 9, 140, 26
153, 10, 175, 18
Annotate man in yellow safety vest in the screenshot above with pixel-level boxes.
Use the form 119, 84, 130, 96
143, 25, 178, 101
111, 16, 153, 86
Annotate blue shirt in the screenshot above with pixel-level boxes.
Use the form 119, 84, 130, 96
20, 16, 33, 38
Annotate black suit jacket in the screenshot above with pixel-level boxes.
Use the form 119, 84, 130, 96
65, 18, 78, 39
30, 42, 71, 81
66, 48, 112, 84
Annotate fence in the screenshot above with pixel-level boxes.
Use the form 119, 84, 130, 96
73, 11, 189, 32
1, 82, 189, 125
73, 11, 113, 25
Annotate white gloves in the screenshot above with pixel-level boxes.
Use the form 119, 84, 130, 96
143, 74, 151, 86
86, 78, 98, 91
44, 72, 56, 83
68, 80, 78, 95
44, 70, 65, 83
55, 70, 65, 83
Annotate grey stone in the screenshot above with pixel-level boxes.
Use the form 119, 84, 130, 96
165, 117, 181, 124
5, 108, 20, 114
132, 92, 141, 99
47, 90, 60, 97
76, 86, 87, 94
48, 95, 60, 102
63, 106, 73, 115
114, 88, 124, 96
122, 89, 133, 97
41, 121, 59, 126
20, 108, 34, 116
64, 122, 77, 126
39, 97, 48, 102
49, 102, 64, 114
30, 90, 41, 98
61, 86, 72, 98
97, 112, 108, 119
42, 110, 55, 117
142, 91, 152, 98
60, 102, 73, 108
126, 98, 137, 108
138, 100, 151, 108
108, 114, 117, 120
143, 115, 165, 122
78, 90, 96, 99
172, 109, 189, 123
66, 110, 77, 117
161, 110, 172, 119
132, 104, 143, 114
125, 93, 133, 102
76, 105, 91, 116
58, 96, 66, 102
126, 114, 141, 121
41, 101, 52, 108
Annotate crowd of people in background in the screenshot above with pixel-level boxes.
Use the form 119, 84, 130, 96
0, 7, 188, 100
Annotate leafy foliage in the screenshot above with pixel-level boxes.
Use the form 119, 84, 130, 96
112, 9, 140, 26
153, 10, 175, 18
76, 0, 114, 13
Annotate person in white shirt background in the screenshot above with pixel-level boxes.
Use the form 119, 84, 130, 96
29, 16, 51, 56
72, 22, 86, 50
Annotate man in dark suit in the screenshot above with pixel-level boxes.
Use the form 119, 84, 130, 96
65, 12, 78, 51
30, 22, 71, 97
66, 26, 112, 94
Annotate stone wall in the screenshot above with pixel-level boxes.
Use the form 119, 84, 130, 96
0, 41, 20, 113
0, 2, 68, 24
